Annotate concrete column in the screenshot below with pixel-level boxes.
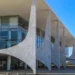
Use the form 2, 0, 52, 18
7, 55, 11, 71
7, 31, 11, 47
60, 28, 66, 68
7, 31, 11, 71
73, 39, 75, 53
71, 39, 75, 57
36, 60, 38, 69
55, 20, 60, 69
29, 0, 37, 73
37, 11, 52, 71
44, 11, 51, 42
55, 21, 60, 45
24, 63, 27, 69
45, 11, 52, 71
52, 20, 60, 69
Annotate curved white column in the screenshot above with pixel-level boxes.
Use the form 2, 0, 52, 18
0, 0, 37, 74
37, 11, 51, 71
67, 40, 75, 65
52, 20, 60, 69
60, 28, 66, 68
70, 40, 75, 59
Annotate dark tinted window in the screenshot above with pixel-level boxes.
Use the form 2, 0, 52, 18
1, 17, 9, 26
11, 31, 17, 40
1, 31, 8, 36
0, 31, 8, 40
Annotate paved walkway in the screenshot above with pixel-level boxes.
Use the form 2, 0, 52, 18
0, 66, 75, 74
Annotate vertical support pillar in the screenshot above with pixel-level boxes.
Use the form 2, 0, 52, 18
7, 31, 11, 71
28, 0, 37, 74
36, 60, 38, 69
37, 11, 52, 71
70, 39, 75, 58
65, 46, 68, 57
54, 20, 60, 69
7, 55, 11, 71
60, 27, 66, 68
44, 11, 52, 71
72, 39, 75, 53
24, 63, 27, 70
7, 31, 11, 47
7, 30, 11, 71
55, 21, 60, 46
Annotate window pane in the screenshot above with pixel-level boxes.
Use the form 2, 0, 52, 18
0, 40, 7, 49
0, 31, 8, 40
1, 31, 8, 36
11, 31, 17, 40
1, 17, 9, 26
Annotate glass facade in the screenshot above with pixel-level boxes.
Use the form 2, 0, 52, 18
0, 16, 55, 49
11, 31, 18, 40
0, 29, 22, 49
0, 31, 8, 40
0, 15, 55, 69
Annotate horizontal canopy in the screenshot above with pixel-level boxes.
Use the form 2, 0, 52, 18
0, 0, 74, 46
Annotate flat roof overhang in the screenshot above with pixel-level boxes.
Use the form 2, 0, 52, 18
0, 0, 74, 46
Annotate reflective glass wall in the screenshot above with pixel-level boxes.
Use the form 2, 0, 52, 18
0, 28, 22, 49
0, 15, 55, 49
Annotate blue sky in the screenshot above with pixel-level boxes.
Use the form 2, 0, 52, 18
46, 0, 75, 56
46, 0, 75, 37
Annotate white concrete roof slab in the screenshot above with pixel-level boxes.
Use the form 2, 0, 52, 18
0, 0, 74, 46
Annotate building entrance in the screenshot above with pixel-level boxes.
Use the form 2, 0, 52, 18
0, 55, 26, 71
0, 56, 7, 70
11, 57, 25, 70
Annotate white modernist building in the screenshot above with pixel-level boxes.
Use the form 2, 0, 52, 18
0, 0, 74, 74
